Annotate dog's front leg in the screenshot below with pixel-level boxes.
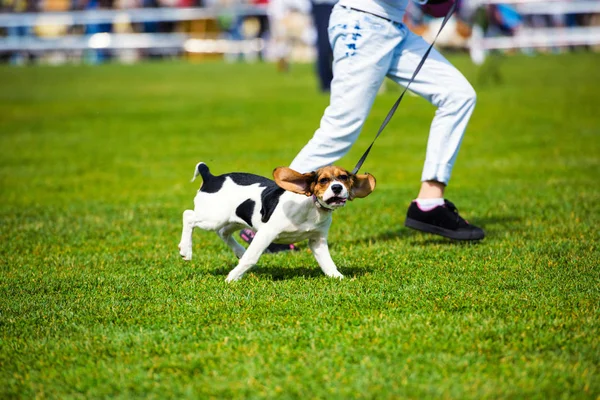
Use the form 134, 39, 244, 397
309, 235, 344, 279
226, 229, 277, 282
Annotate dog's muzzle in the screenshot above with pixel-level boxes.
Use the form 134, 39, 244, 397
314, 194, 347, 210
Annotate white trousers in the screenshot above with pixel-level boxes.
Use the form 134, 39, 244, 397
290, 5, 477, 184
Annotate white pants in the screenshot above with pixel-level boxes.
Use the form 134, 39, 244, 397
290, 5, 476, 184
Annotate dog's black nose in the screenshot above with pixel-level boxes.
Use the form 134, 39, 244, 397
331, 184, 343, 194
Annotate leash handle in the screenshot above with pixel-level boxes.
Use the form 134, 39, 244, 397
352, 0, 457, 175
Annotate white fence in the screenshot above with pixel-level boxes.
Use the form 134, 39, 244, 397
0, 5, 267, 58
469, 0, 600, 57
0, 1, 599, 62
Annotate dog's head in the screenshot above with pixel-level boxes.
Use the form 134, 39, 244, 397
273, 166, 376, 210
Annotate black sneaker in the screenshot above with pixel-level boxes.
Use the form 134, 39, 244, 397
405, 199, 485, 241
239, 229, 298, 253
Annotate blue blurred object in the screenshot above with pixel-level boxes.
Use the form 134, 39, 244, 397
493, 4, 522, 34
85, 0, 112, 64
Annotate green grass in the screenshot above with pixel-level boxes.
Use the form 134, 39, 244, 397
0, 52, 599, 399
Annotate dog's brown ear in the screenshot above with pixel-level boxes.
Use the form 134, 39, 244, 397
273, 167, 316, 196
350, 173, 376, 199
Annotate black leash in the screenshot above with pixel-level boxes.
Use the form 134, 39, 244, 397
352, 0, 458, 175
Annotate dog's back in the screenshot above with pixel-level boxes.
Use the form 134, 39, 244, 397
193, 162, 274, 193
191, 162, 285, 229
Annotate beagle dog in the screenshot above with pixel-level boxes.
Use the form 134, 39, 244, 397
178, 162, 376, 282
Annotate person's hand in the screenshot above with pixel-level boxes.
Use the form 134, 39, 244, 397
420, 0, 455, 18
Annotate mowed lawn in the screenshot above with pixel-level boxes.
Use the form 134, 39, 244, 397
0, 52, 598, 398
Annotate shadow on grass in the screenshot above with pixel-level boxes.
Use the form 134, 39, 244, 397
208, 265, 370, 281
192, 214, 522, 281
338, 214, 522, 247
473, 215, 522, 230
406, 214, 523, 244
333, 228, 413, 248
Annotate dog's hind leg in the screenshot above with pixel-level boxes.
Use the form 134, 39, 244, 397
180, 210, 229, 260
225, 229, 277, 282
179, 209, 196, 261
217, 225, 246, 259
309, 235, 344, 279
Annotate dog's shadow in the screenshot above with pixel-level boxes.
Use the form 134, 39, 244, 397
205, 214, 521, 280
209, 265, 369, 281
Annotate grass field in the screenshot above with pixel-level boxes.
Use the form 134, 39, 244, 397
0, 52, 599, 399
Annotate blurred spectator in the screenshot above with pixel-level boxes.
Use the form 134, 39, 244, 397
251, 0, 270, 57
213, 0, 250, 62
468, 2, 521, 64
6, 0, 36, 11
487, 3, 522, 37
267, 0, 311, 71
84, 0, 114, 63
243, 0, 270, 61
310, 0, 337, 92
5, 0, 37, 65
142, 0, 160, 35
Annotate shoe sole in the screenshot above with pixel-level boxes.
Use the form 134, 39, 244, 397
405, 217, 485, 241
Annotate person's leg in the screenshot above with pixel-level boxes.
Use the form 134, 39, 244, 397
387, 26, 483, 240
311, 2, 335, 92
290, 7, 404, 173
388, 27, 477, 188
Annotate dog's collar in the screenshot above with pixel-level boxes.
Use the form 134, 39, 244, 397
312, 194, 335, 211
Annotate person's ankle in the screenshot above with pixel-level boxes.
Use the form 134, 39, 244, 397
417, 180, 445, 199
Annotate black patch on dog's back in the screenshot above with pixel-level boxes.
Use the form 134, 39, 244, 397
230, 173, 274, 188
198, 174, 225, 193
236, 199, 255, 227
200, 171, 275, 194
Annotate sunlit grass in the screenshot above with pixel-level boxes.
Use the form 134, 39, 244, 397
0, 53, 598, 398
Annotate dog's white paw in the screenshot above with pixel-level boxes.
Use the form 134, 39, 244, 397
225, 272, 243, 283
178, 244, 192, 261
328, 271, 344, 280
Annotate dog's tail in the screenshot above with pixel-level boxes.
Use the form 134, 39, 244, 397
191, 162, 212, 182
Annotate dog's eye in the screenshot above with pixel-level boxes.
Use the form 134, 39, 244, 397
319, 177, 330, 185
338, 175, 348, 182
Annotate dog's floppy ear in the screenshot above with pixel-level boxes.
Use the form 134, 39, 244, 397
350, 173, 376, 199
273, 167, 316, 196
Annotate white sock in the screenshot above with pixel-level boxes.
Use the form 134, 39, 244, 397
415, 198, 445, 211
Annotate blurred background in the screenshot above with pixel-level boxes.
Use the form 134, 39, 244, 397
0, 0, 599, 67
